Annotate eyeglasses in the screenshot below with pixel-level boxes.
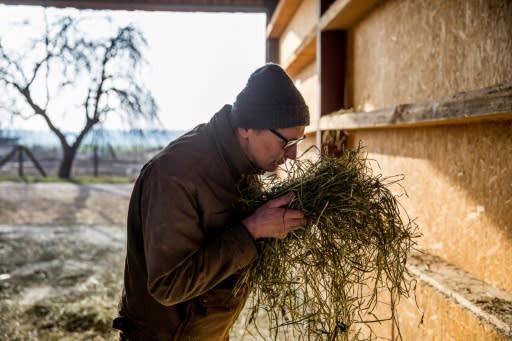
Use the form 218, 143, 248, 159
269, 129, 305, 150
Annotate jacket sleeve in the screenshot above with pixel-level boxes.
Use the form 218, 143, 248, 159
141, 165, 258, 307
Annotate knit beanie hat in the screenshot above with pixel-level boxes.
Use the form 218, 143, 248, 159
231, 63, 310, 129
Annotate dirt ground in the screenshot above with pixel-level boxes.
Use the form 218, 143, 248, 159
0, 182, 275, 341
0, 182, 131, 341
0, 182, 133, 226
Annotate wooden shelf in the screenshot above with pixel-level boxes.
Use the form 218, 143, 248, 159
266, 0, 316, 78
267, 0, 303, 39
283, 27, 317, 78
319, 82, 512, 130
319, 0, 384, 31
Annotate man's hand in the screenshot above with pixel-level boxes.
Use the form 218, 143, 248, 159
243, 192, 307, 240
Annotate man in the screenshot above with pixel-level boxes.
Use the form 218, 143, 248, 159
113, 63, 309, 340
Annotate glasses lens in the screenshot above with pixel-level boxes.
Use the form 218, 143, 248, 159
283, 136, 305, 150
269, 129, 305, 150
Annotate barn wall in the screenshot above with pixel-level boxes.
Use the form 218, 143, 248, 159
295, 62, 319, 130
279, 0, 318, 66
347, 0, 512, 111
346, 120, 512, 293
270, 0, 512, 338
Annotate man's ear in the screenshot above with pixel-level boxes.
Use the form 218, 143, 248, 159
237, 127, 251, 138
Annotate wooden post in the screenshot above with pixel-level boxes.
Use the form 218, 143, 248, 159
0, 147, 19, 168
0, 145, 47, 177
18, 146, 24, 177
20, 146, 47, 177
93, 145, 99, 177
267, 38, 279, 63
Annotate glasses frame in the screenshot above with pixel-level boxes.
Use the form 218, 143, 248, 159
269, 129, 305, 150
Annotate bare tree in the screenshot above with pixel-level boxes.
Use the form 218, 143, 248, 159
0, 14, 158, 178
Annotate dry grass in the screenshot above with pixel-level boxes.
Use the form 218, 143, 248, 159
236, 147, 419, 340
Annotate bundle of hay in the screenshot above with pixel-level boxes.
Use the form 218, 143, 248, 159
236, 147, 419, 340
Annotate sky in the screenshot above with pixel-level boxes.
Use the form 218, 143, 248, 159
0, 4, 266, 132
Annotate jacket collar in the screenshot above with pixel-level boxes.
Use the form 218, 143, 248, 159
208, 105, 261, 179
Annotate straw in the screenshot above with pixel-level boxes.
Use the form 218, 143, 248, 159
236, 146, 419, 340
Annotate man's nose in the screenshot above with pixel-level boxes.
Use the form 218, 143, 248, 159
284, 145, 298, 160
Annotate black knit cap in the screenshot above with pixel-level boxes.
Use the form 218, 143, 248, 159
231, 63, 310, 129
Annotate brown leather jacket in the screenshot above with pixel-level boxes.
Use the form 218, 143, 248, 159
116, 105, 259, 340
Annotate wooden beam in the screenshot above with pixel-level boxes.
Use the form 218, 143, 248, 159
283, 27, 316, 77
319, 0, 384, 31
0, 0, 273, 13
266, 37, 279, 63
266, 0, 302, 38
319, 82, 512, 130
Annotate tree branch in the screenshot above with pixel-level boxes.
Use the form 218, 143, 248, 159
13, 82, 69, 149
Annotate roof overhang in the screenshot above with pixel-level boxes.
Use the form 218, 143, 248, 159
0, 0, 278, 14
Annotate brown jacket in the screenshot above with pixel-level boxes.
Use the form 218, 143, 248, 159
117, 105, 259, 340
